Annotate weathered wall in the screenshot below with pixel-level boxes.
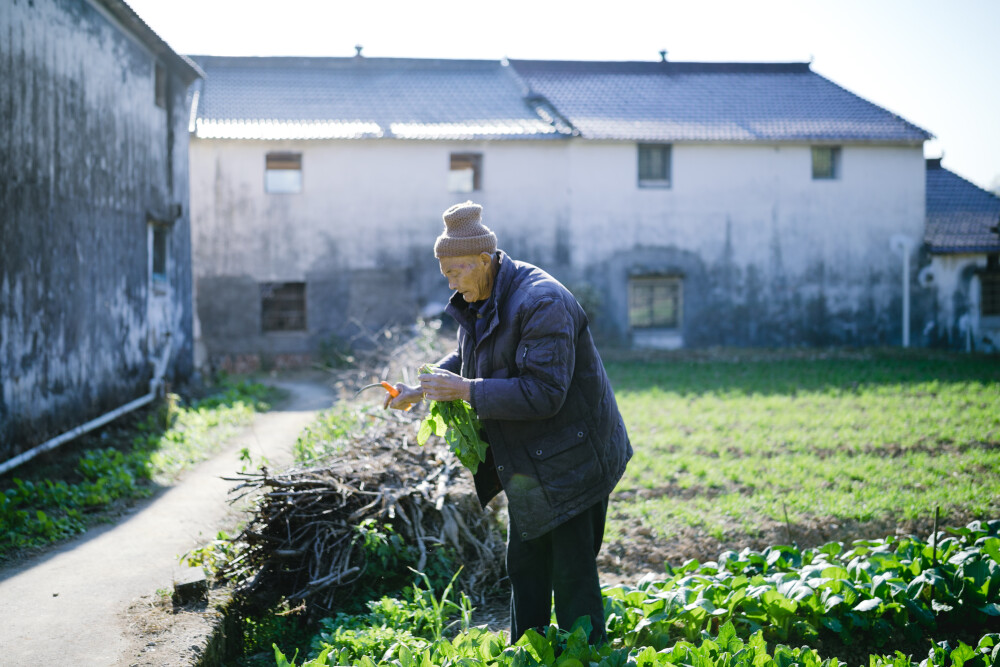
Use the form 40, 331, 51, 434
924, 254, 999, 351
190, 138, 509, 368
566, 142, 929, 346
0, 0, 195, 455
189, 135, 929, 364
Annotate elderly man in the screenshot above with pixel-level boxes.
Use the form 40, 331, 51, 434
387, 201, 632, 644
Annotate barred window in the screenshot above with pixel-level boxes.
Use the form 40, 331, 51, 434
629, 276, 682, 329
261, 282, 306, 332
638, 144, 672, 187
812, 146, 841, 180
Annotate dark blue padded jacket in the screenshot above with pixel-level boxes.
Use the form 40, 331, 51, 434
438, 251, 632, 540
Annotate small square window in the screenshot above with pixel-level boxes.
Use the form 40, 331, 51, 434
154, 63, 167, 109
266, 152, 303, 194
629, 276, 682, 329
812, 146, 841, 180
449, 153, 482, 193
981, 273, 1000, 317
261, 282, 306, 332
638, 144, 672, 187
150, 223, 169, 283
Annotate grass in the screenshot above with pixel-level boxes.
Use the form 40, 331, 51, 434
0, 379, 280, 559
604, 349, 1000, 547
214, 348, 1000, 666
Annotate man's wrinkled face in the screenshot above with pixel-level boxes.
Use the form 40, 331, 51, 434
439, 253, 493, 302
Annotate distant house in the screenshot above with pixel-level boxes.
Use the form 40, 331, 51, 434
0, 0, 202, 459
186, 53, 935, 370
922, 158, 1000, 351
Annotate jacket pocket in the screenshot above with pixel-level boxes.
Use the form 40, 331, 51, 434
528, 422, 603, 508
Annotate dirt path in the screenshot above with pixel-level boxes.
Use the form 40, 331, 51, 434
0, 374, 335, 665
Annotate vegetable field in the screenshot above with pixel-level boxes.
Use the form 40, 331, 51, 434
230, 347, 1000, 667
601, 349, 1000, 573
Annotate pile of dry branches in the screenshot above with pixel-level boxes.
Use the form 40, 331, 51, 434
220, 409, 506, 612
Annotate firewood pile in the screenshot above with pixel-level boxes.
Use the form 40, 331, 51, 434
220, 327, 507, 611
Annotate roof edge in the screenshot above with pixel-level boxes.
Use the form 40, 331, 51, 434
810, 67, 933, 142
928, 245, 1000, 255
507, 59, 814, 74
186, 54, 503, 69
97, 0, 204, 84
929, 161, 1000, 203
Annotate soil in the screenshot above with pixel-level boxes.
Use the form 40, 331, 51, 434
0, 358, 989, 666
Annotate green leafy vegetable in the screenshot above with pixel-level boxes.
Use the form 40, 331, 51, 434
415, 366, 489, 474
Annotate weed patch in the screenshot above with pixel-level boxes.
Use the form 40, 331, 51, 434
0, 380, 277, 560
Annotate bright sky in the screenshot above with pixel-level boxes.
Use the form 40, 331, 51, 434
128, 0, 1000, 191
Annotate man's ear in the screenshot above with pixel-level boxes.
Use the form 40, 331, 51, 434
479, 252, 493, 267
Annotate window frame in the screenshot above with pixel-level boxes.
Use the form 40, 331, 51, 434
637, 143, 672, 188
154, 63, 167, 109
628, 275, 683, 330
980, 272, 1000, 318
260, 282, 307, 333
148, 221, 170, 291
448, 152, 483, 193
265, 152, 303, 194
811, 146, 842, 180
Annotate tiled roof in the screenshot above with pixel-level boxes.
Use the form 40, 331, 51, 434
925, 159, 1000, 254
188, 56, 562, 140
506, 60, 933, 143
188, 56, 934, 144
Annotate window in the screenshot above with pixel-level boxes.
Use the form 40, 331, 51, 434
982, 273, 1000, 317
448, 153, 482, 193
628, 276, 682, 329
638, 144, 672, 187
149, 223, 169, 283
261, 282, 306, 332
812, 146, 841, 180
265, 152, 303, 194
154, 63, 167, 108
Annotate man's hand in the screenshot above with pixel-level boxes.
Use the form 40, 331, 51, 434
419, 367, 472, 402
383, 384, 424, 411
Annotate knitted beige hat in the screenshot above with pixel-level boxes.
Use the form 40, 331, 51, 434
434, 201, 498, 258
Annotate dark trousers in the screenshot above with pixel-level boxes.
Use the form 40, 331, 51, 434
505, 497, 609, 644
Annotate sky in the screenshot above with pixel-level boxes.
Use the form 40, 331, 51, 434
127, 0, 1000, 192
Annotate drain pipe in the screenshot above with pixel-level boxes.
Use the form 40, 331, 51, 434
0, 335, 173, 477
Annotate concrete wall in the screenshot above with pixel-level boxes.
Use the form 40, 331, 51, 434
566, 142, 929, 346
190, 135, 929, 365
0, 0, 195, 455
190, 138, 572, 369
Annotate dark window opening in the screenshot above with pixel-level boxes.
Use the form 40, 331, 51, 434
812, 146, 841, 180
155, 63, 167, 108
638, 144, 672, 187
150, 223, 169, 284
449, 153, 482, 193
982, 273, 1000, 317
261, 282, 306, 332
266, 152, 303, 193
629, 276, 682, 329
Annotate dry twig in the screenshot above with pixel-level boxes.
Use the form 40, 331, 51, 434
220, 413, 505, 612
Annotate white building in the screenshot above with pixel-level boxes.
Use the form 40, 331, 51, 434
922, 158, 1000, 351
186, 53, 937, 370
